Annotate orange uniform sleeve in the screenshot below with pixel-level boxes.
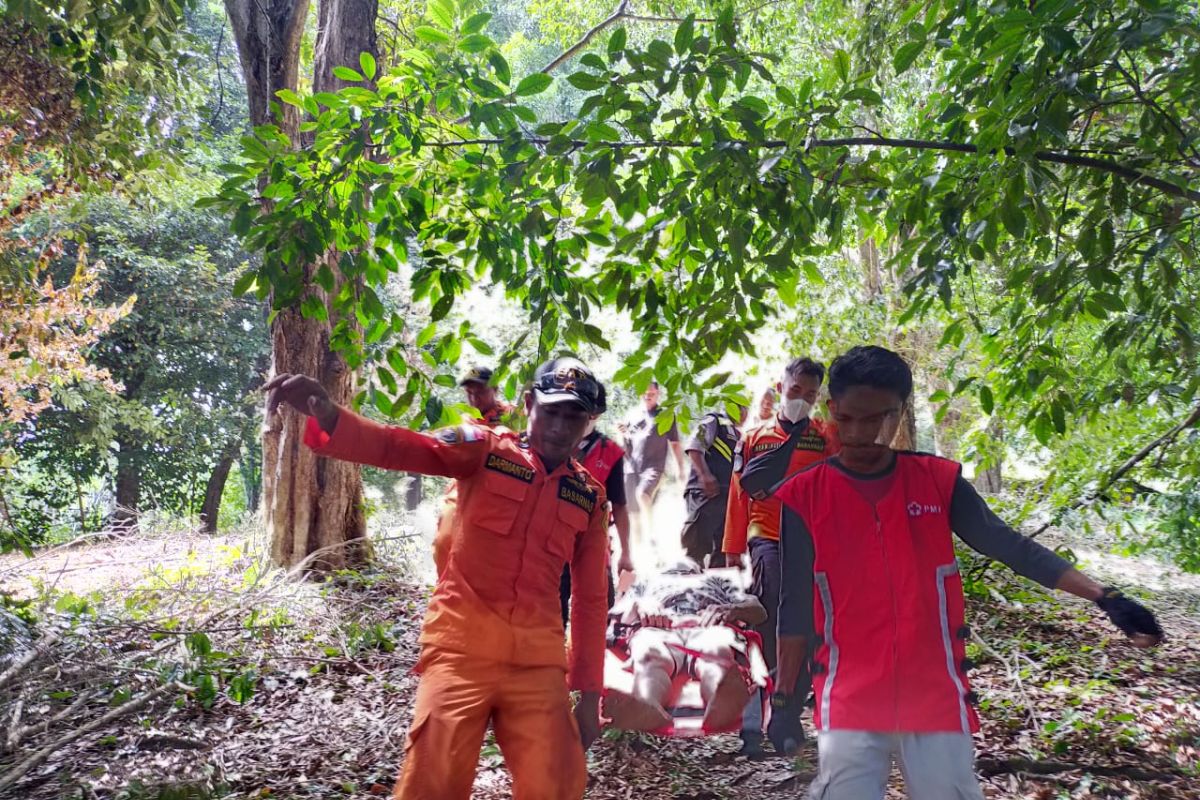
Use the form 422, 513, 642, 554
567, 496, 610, 693
722, 469, 750, 556
304, 410, 488, 479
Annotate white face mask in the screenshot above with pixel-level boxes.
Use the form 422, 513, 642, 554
780, 396, 812, 423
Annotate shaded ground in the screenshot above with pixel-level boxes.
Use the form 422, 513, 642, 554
1, 507, 1198, 799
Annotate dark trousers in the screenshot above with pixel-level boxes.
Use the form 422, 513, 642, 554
747, 537, 812, 729
680, 489, 728, 568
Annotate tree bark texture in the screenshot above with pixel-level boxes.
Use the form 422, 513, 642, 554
223, 0, 379, 570
222, 0, 311, 129
975, 420, 1004, 494
109, 432, 140, 534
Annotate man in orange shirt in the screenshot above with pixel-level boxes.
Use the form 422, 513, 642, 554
459, 365, 514, 427
266, 358, 609, 800
723, 357, 838, 756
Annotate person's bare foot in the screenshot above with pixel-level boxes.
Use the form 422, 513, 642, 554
702, 670, 750, 731
603, 690, 672, 731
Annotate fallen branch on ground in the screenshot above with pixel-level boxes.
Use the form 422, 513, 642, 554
0, 680, 191, 794
0, 628, 60, 691
976, 756, 1186, 783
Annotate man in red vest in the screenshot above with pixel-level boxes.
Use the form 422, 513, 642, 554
560, 383, 634, 624
759, 346, 1162, 798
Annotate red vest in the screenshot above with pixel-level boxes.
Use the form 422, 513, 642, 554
777, 453, 978, 734
579, 434, 624, 488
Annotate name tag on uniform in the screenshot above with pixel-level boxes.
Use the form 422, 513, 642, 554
752, 441, 783, 454
794, 434, 826, 452
485, 453, 535, 483
558, 475, 597, 514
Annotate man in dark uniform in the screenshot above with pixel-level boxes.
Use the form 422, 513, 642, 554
680, 405, 747, 568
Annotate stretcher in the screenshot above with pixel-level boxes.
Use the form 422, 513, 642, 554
601, 568, 772, 737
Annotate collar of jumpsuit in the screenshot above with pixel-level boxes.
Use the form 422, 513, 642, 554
304, 411, 611, 693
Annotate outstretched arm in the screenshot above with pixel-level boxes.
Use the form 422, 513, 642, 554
268, 373, 486, 479
951, 476, 1163, 647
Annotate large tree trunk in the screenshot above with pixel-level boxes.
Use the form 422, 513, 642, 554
222, 0, 310, 129
199, 438, 240, 533
223, 0, 377, 570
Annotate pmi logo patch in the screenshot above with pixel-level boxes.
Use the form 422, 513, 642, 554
907, 501, 942, 517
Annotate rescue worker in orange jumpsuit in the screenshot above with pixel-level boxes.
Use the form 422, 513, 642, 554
459, 365, 514, 426
265, 358, 609, 800
430, 366, 515, 577
723, 357, 839, 756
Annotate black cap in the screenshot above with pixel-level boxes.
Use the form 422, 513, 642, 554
532, 357, 602, 414
459, 365, 494, 386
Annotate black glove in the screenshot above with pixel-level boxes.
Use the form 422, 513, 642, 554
1095, 586, 1163, 641
766, 693, 805, 755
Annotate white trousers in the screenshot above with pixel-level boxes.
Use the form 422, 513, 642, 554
808, 731, 986, 800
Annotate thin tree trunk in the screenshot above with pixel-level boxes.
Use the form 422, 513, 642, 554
199, 439, 241, 533
976, 420, 1004, 493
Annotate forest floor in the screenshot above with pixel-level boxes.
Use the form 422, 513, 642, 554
1, 496, 1199, 800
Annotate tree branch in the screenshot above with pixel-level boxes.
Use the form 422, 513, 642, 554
407, 134, 1200, 204
0, 681, 190, 794
0, 629, 60, 692
969, 398, 1200, 583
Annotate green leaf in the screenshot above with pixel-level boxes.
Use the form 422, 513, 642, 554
332, 65, 364, 82
567, 71, 606, 91
415, 26, 452, 45
359, 52, 377, 80
844, 87, 882, 105
979, 385, 994, 414
427, 0, 454, 29
459, 34, 493, 53
275, 88, 305, 108
999, 194, 1026, 238
893, 40, 925, 74
833, 48, 850, 82
607, 26, 627, 58
462, 12, 492, 35
489, 52, 511, 84
674, 15, 695, 54
515, 73, 553, 96
424, 395, 444, 425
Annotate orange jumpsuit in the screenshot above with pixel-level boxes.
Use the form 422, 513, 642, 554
722, 417, 839, 555
433, 400, 514, 575
304, 411, 608, 800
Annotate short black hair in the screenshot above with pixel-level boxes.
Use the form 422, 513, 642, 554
828, 346, 913, 401
783, 357, 826, 384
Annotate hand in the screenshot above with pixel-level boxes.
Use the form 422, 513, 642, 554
637, 606, 671, 628
574, 692, 601, 750
264, 373, 338, 433
617, 551, 634, 575
1096, 587, 1164, 647
700, 472, 719, 498
724, 553, 744, 571
699, 604, 733, 627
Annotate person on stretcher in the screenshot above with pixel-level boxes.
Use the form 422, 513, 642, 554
604, 559, 767, 732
